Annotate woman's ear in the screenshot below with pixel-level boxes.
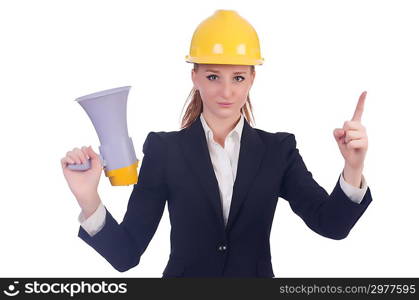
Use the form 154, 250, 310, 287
250, 69, 256, 85
191, 68, 198, 90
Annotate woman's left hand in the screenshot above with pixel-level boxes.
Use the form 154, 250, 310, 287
333, 91, 368, 171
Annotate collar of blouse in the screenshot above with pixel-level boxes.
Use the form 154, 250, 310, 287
199, 113, 244, 147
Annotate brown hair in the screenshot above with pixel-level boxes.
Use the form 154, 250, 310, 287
180, 63, 256, 129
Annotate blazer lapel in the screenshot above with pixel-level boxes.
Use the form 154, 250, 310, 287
180, 118, 225, 230
225, 119, 266, 232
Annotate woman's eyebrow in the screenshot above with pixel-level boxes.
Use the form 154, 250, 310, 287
204, 69, 220, 73
204, 69, 247, 75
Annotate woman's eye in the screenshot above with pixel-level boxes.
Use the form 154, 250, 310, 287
207, 74, 218, 81
206, 74, 245, 82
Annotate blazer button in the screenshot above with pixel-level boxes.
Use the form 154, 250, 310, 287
218, 245, 227, 251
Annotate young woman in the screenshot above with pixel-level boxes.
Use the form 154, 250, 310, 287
61, 10, 373, 277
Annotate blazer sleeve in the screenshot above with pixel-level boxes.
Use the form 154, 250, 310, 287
277, 133, 373, 240
78, 132, 168, 272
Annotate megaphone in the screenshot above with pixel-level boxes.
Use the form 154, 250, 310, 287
67, 86, 139, 186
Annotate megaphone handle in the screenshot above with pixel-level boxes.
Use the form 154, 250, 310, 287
67, 159, 92, 171
66, 154, 105, 171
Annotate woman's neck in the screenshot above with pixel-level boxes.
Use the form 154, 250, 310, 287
202, 111, 241, 147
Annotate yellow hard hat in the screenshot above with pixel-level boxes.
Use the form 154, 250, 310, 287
185, 10, 264, 66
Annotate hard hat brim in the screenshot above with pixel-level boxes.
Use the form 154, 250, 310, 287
185, 55, 264, 66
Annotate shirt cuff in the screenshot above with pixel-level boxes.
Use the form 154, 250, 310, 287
339, 171, 368, 204
78, 202, 106, 237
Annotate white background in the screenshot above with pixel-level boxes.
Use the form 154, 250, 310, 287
0, 0, 418, 277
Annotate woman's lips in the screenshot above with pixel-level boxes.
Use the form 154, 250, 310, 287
217, 102, 233, 107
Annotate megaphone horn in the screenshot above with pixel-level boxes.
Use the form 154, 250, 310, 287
67, 86, 139, 186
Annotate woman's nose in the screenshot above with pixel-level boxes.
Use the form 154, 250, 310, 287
220, 81, 233, 99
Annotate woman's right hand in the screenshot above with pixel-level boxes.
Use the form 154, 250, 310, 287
61, 146, 103, 217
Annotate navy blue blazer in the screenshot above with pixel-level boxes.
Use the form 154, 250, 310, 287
78, 117, 373, 277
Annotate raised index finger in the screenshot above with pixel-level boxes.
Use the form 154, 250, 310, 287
351, 91, 367, 121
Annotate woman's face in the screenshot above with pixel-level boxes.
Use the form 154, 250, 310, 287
191, 64, 255, 119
